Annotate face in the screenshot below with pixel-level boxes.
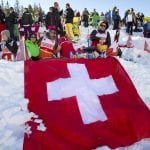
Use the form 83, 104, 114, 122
66, 5, 69, 9
30, 35, 37, 42
49, 30, 57, 40
54, 2, 58, 8
99, 23, 107, 30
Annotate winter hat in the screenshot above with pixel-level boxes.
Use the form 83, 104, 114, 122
66, 3, 70, 7
48, 25, 57, 31
99, 21, 109, 29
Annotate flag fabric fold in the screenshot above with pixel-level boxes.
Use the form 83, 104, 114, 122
24, 57, 150, 150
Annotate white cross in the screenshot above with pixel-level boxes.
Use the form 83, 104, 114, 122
47, 64, 118, 124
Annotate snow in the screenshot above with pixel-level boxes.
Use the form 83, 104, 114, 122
0, 26, 150, 149
0, 61, 30, 149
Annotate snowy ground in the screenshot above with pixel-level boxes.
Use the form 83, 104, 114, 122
0, 26, 150, 150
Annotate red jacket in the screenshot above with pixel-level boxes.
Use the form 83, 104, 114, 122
58, 37, 76, 58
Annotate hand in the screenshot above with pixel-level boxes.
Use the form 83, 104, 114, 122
56, 45, 61, 52
1, 39, 6, 42
106, 48, 118, 57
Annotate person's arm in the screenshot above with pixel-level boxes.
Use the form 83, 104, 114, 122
37, 36, 43, 45
106, 47, 122, 57
106, 32, 111, 48
90, 30, 100, 41
26, 47, 31, 58
53, 42, 61, 53
0, 44, 2, 52
59, 9, 63, 16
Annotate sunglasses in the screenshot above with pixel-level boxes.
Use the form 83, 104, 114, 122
100, 24, 106, 27
31, 36, 36, 38
50, 31, 56, 34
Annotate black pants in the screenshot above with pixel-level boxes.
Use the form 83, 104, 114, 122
127, 22, 133, 35
31, 56, 40, 61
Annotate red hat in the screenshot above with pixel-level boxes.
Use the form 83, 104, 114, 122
48, 25, 56, 31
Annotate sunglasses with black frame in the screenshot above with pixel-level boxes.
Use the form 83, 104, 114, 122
100, 24, 106, 28
30, 36, 37, 38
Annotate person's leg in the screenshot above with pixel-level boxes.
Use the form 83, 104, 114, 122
65, 23, 70, 39
9, 25, 15, 40
130, 22, 133, 35
65, 23, 74, 41
23, 26, 28, 39
67, 23, 75, 41
27, 26, 32, 38
13, 24, 20, 41
126, 22, 130, 33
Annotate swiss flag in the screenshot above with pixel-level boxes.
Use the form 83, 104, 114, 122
24, 57, 150, 149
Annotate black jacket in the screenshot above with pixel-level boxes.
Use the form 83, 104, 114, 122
21, 11, 33, 26
0, 39, 18, 54
10, 11, 18, 24
65, 8, 74, 23
45, 12, 56, 29
0, 9, 5, 23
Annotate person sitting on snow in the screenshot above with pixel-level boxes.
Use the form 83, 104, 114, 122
25, 33, 40, 61
0, 30, 18, 61
58, 31, 76, 58
39, 26, 61, 59
90, 20, 111, 57
90, 21, 122, 58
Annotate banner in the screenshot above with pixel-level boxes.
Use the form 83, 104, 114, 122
24, 57, 150, 149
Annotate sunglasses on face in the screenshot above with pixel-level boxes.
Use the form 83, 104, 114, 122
50, 31, 56, 34
100, 24, 106, 27
31, 36, 36, 38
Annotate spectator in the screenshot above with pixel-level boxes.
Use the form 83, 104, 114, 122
82, 8, 89, 27
0, 30, 18, 61
9, 7, 19, 41
25, 33, 40, 61
5, 9, 15, 40
90, 9, 100, 28
113, 9, 121, 30
58, 31, 76, 58
126, 10, 135, 35
45, 7, 55, 30
64, 3, 75, 42
21, 8, 33, 39
0, 7, 6, 41
52, 2, 63, 35
90, 21, 111, 57
39, 27, 61, 59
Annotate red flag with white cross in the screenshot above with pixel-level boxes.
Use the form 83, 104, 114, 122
24, 57, 150, 150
